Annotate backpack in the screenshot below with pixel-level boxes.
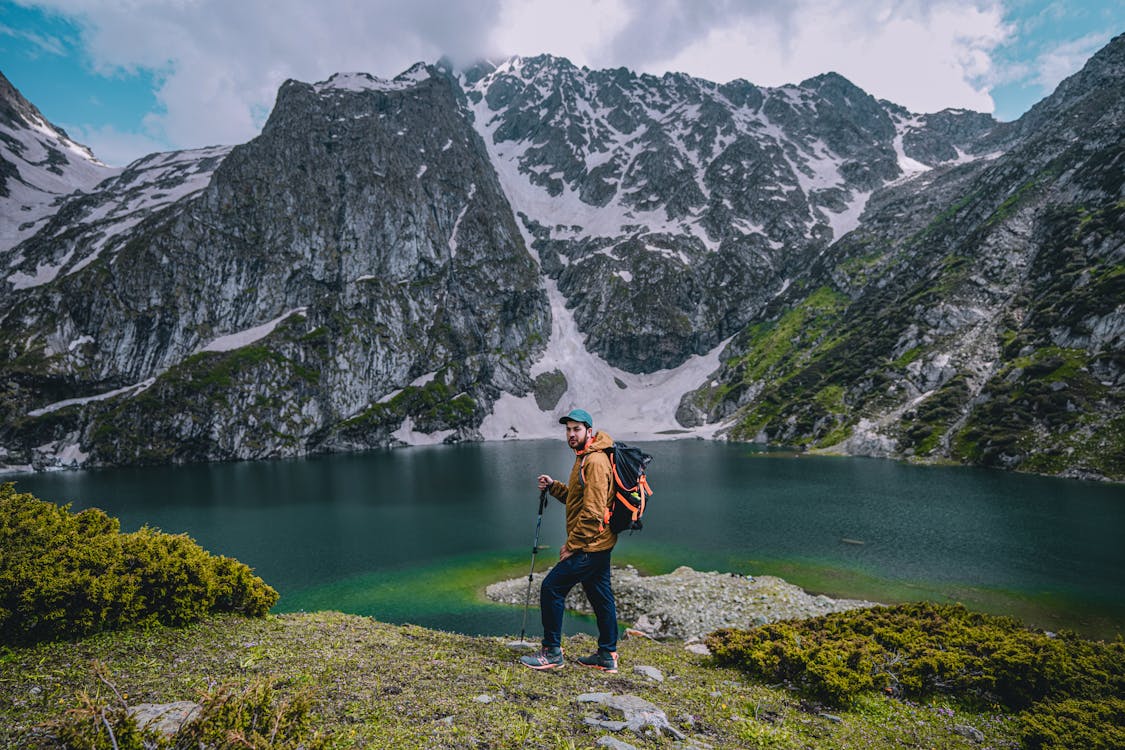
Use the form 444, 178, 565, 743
605, 443, 653, 533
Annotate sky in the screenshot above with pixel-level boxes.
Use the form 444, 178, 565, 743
1, 0, 1122, 166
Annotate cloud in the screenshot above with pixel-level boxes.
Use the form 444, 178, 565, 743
1031, 31, 1113, 91
488, 0, 631, 65
29, 0, 507, 154
0, 21, 68, 56
19, 0, 1055, 161
614, 0, 1012, 113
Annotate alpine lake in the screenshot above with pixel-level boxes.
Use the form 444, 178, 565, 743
11, 439, 1125, 640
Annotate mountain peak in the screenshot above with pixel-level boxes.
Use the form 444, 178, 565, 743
799, 70, 859, 90
312, 63, 433, 94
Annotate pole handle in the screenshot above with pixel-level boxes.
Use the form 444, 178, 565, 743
538, 489, 548, 514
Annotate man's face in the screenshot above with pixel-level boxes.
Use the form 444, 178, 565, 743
564, 420, 589, 449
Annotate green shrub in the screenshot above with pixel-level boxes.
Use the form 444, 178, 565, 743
174, 678, 330, 750
41, 693, 157, 750
0, 483, 278, 645
706, 602, 1124, 709
32, 673, 331, 750
1018, 697, 1125, 750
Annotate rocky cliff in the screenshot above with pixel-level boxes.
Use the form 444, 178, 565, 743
1, 36, 1121, 479
682, 33, 1124, 480
1, 64, 547, 468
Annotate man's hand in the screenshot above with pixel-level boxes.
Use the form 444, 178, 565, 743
559, 544, 573, 561
537, 474, 553, 491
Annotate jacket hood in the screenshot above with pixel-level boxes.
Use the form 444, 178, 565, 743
578, 430, 614, 455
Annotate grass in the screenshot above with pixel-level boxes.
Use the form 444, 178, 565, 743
0, 611, 1026, 749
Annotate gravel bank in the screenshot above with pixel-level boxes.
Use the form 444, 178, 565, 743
485, 565, 879, 640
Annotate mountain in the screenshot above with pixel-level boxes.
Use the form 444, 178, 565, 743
683, 34, 1125, 480
0, 35, 1121, 479
461, 58, 994, 374
0, 71, 116, 257
0, 64, 547, 468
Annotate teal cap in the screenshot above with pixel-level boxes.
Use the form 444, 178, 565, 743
558, 408, 593, 428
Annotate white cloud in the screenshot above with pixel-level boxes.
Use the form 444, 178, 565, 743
629, 0, 1012, 113
0, 21, 68, 56
1031, 31, 1113, 91
20, 0, 1081, 163
30, 0, 505, 157
488, 0, 630, 65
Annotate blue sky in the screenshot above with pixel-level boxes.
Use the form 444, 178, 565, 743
1, 0, 1122, 166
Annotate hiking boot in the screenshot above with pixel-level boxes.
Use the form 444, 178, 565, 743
520, 647, 564, 670
577, 649, 618, 673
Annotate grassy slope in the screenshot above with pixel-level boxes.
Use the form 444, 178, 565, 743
1, 612, 1021, 750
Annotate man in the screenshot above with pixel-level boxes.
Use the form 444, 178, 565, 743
520, 407, 619, 673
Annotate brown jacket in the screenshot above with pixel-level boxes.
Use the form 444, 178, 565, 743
548, 430, 617, 553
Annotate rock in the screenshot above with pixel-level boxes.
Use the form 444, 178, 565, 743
633, 665, 664, 682
473, 694, 494, 703
819, 712, 843, 723
505, 639, 538, 649
952, 724, 985, 743
633, 614, 662, 635
128, 701, 201, 737
596, 736, 639, 750
486, 566, 880, 641
685, 643, 712, 656
576, 693, 686, 740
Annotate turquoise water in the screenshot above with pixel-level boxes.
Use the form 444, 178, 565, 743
11, 440, 1125, 638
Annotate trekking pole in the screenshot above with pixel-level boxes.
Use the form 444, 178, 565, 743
519, 489, 549, 643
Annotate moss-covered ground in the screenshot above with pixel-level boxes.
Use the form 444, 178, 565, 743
1, 611, 1030, 750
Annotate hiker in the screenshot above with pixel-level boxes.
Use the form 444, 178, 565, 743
520, 408, 619, 673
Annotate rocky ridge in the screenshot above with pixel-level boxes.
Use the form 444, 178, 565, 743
0, 70, 116, 255
682, 33, 1125, 480
1, 63, 548, 469
462, 56, 996, 374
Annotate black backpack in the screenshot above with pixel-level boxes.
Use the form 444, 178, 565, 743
605, 443, 653, 533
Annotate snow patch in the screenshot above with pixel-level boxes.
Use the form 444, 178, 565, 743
28, 378, 156, 417
825, 190, 872, 241
480, 280, 729, 442
393, 416, 454, 445
7, 249, 75, 290
889, 114, 931, 177
314, 65, 431, 94
410, 371, 439, 388
448, 184, 476, 258
199, 308, 307, 353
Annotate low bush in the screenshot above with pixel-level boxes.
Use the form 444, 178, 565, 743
0, 483, 278, 645
32, 672, 331, 750
706, 602, 1124, 709
1018, 697, 1125, 750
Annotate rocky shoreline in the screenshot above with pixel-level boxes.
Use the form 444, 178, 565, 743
485, 565, 879, 640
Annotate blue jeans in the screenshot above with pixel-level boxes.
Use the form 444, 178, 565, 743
540, 549, 618, 652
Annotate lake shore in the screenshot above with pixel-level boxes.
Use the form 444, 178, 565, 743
485, 564, 881, 640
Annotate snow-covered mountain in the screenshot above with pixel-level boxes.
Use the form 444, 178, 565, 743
0, 35, 1121, 480
0, 71, 116, 255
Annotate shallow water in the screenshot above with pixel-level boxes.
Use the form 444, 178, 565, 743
12, 440, 1125, 638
